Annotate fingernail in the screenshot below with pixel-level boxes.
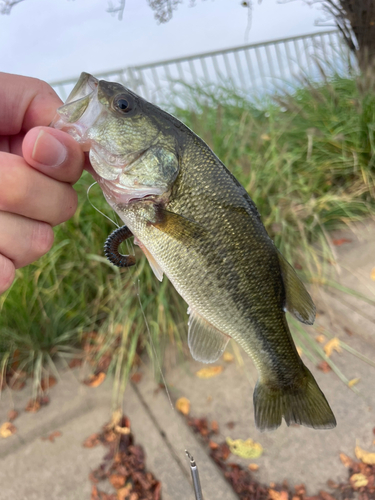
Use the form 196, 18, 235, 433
32, 130, 67, 167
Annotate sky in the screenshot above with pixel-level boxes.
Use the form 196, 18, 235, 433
0, 0, 330, 84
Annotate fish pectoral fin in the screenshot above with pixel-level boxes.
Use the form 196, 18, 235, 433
136, 241, 164, 282
150, 207, 206, 245
277, 251, 316, 325
188, 309, 230, 363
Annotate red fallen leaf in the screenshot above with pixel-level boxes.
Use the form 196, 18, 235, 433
326, 479, 339, 489
344, 327, 353, 336
130, 372, 143, 384
294, 484, 306, 496
83, 433, 101, 448
317, 361, 332, 373
226, 421, 235, 429
209, 440, 219, 450
69, 358, 83, 369
211, 420, 219, 434
25, 399, 40, 413
332, 238, 352, 246
304, 496, 321, 500
91, 485, 99, 500
211, 442, 231, 462
109, 473, 126, 489
319, 490, 336, 500
41, 430, 62, 442
153, 481, 162, 500
40, 376, 57, 392
8, 410, 18, 422
25, 396, 50, 413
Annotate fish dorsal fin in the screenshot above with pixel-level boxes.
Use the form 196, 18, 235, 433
277, 251, 316, 325
188, 309, 230, 363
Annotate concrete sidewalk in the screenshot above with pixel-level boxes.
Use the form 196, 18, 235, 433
0, 220, 374, 499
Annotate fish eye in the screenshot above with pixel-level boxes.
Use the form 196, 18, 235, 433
113, 94, 134, 114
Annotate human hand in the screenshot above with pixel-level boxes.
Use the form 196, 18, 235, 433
0, 73, 86, 294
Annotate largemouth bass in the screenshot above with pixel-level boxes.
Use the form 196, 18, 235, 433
53, 73, 336, 431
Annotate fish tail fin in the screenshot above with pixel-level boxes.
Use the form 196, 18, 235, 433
253, 366, 336, 432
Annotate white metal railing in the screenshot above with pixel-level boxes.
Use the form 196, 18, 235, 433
51, 30, 355, 104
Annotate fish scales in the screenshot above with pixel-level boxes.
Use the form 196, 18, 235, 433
52, 73, 336, 432
122, 135, 300, 383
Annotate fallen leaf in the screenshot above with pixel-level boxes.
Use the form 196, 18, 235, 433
109, 474, 126, 489
344, 327, 353, 336
294, 484, 306, 496
84, 372, 106, 388
332, 238, 352, 246
209, 440, 219, 450
117, 486, 132, 500
350, 473, 368, 488
226, 437, 263, 459
42, 431, 62, 442
91, 485, 99, 500
371, 268, 375, 281
130, 372, 142, 384
355, 445, 375, 465
0, 422, 17, 438
319, 490, 336, 500
196, 366, 223, 378
317, 361, 331, 373
324, 337, 342, 357
114, 425, 131, 435
269, 490, 288, 500
223, 352, 234, 362
83, 433, 101, 448
326, 479, 339, 489
25, 399, 41, 413
7, 410, 18, 422
261, 133, 271, 141
69, 358, 83, 369
211, 420, 219, 433
315, 334, 326, 343
226, 421, 235, 429
40, 376, 57, 392
248, 463, 259, 471
175, 397, 190, 415
339, 453, 354, 468
348, 378, 360, 388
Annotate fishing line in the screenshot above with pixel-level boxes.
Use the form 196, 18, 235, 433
87, 182, 120, 228
87, 187, 203, 496
135, 278, 175, 414
135, 278, 204, 498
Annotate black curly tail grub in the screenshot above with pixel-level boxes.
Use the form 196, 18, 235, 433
104, 225, 136, 268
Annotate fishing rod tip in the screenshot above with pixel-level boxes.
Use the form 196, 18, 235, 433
185, 450, 196, 466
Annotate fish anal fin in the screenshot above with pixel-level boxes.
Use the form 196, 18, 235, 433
277, 251, 316, 325
188, 309, 230, 363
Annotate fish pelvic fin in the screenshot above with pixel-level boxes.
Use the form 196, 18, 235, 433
253, 366, 336, 432
188, 308, 230, 363
277, 251, 316, 325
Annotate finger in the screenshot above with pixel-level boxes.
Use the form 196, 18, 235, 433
0, 72, 62, 135
22, 127, 85, 184
0, 254, 15, 295
0, 152, 78, 226
0, 211, 54, 269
